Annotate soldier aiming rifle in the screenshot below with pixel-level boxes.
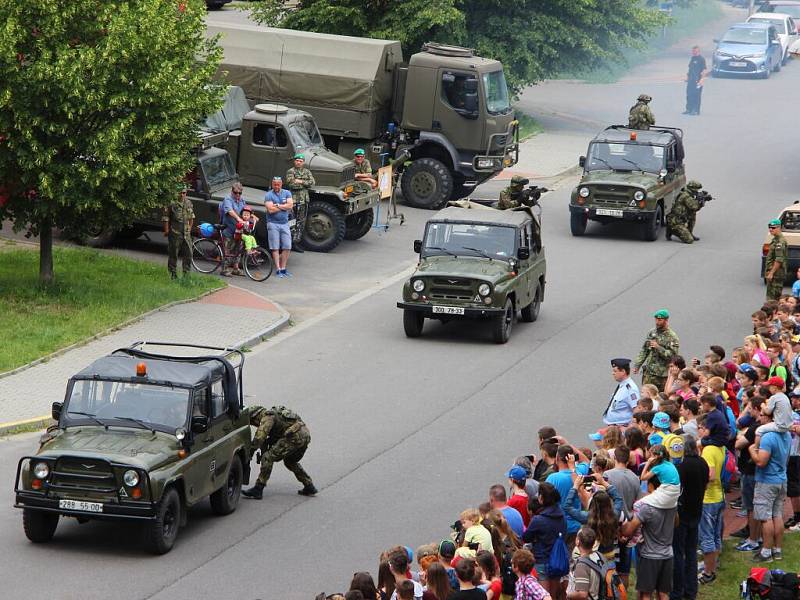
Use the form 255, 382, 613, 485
497, 175, 549, 210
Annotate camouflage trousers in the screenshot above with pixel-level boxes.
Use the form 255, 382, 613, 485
292, 199, 307, 244
167, 232, 192, 275
666, 215, 694, 244
222, 236, 242, 273
642, 372, 667, 392
766, 274, 785, 301
256, 425, 313, 487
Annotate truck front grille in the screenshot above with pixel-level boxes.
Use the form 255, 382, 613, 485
430, 278, 475, 301
50, 457, 117, 494
341, 166, 355, 185
591, 185, 632, 208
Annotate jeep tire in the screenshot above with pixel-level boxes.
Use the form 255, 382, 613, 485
302, 200, 346, 253
403, 310, 424, 338
570, 212, 587, 237
643, 205, 662, 242
520, 282, 543, 323
23, 508, 58, 543
344, 209, 374, 240
210, 455, 243, 516
79, 226, 118, 248
145, 487, 181, 555
401, 158, 454, 209
493, 298, 514, 344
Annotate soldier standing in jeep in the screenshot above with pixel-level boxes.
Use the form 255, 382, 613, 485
242, 405, 317, 499
628, 94, 655, 130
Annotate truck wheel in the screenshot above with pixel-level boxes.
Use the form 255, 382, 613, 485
344, 210, 374, 240
302, 200, 346, 252
23, 509, 58, 543
492, 298, 514, 344
403, 310, 424, 338
79, 226, 117, 248
401, 158, 454, 209
520, 282, 543, 323
145, 487, 181, 554
570, 212, 587, 236
209, 455, 243, 516
643, 205, 662, 242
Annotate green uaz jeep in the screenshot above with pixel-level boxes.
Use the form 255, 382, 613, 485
397, 202, 546, 343
569, 125, 687, 241
14, 342, 252, 554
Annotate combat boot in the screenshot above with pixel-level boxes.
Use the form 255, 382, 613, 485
242, 483, 265, 499
298, 483, 318, 496
692, 234, 700, 241
665, 227, 672, 241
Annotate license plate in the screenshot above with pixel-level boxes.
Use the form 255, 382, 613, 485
288, 219, 296, 228
596, 208, 623, 217
344, 185, 354, 195
59, 499, 103, 513
432, 306, 465, 315
728, 61, 747, 67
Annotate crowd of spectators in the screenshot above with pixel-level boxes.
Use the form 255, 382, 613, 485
317, 297, 800, 600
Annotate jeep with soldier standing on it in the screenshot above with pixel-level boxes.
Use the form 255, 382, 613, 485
569, 125, 687, 241
398, 202, 546, 344
14, 342, 252, 555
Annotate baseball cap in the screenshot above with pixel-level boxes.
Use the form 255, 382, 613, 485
438, 539, 456, 558
588, 432, 603, 441
766, 375, 785, 388
653, 309, 670, 319
652, 411, 670, 430
506, 465, 528, 481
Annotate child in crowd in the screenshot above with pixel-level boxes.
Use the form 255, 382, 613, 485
240, 206, 259, 252
639, 444, 681, 507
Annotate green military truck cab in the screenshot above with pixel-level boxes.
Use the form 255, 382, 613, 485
569, 126, 687, 241
14, 342, 252, 555
397, 203, 546, 344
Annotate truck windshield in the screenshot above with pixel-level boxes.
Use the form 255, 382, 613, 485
65, 379, 190, 430
201, 153, 236, 187
585, 142, 665, 173
423, 222, 516, 260
289, 118, 323, 150
482, 71, 511, 115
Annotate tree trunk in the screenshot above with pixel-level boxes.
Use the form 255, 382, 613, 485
39, 217, 54, 284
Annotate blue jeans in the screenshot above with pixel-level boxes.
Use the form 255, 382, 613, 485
670, 515, 700, 600
699, 501, 725, 554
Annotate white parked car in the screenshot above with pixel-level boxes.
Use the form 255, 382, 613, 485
747, 12, 800, 63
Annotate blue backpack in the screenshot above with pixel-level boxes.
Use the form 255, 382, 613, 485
547, 532, 570, 578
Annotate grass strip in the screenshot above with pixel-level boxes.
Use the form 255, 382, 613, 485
516, 112, 544, 141
0, 245, 223, 373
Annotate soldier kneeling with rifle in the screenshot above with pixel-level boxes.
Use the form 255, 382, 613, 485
497, 175, 548, 210
242, 405, 317, 499
666, 180, 712, 244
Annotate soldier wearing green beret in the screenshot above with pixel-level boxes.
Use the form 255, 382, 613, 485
765, 219, 788, 301
285, 154, 314, 253
353, 148, 377, 190
666, 180, 705, 244
633, 310, 680, 391
162, 185, 194, 279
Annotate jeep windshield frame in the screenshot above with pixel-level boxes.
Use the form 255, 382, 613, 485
62, 378, 192, 434
584, 141, 667, 174
421, 221, 517, 261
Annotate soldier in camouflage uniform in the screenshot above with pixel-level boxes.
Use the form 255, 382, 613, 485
633, 309, 680, 391
285, 153, 315, 253
353, 148, 377, 191
666, 180, 704, 244
765, 219, 788, 301
498, 175, 530, 210
628, 94, 655, 130
162, 186, 195, 279
242, 405, 317, 499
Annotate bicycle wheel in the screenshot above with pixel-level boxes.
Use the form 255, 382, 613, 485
192, 238, 223, 274
243, 247, 273, 282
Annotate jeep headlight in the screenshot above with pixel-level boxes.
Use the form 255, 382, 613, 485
123, 469, 139, 487
579, 187, 590, 198
412, 279, 425, 292
33, 462, 49, 479
478, 283, 491, 297
634, 190, 645, 201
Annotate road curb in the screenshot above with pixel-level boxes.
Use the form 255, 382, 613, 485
0, 416, 52, 437
226, 284, 292, 350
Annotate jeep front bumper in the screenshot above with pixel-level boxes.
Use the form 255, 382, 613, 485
16, 492, 157, 520
570, 205, 657, 223
397, 302, 505, 318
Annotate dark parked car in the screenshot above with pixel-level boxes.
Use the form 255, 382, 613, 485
712, 22, 784, 78
206, 0, 232, 9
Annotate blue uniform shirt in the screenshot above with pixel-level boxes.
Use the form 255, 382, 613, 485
603, 376, 639, 426
265, 189, 292, 224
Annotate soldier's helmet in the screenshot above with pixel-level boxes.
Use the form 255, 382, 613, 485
510, 175, 529, 187
686, 180, 702, 190
637, 94, 652, 103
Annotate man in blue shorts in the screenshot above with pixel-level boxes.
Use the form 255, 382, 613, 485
265, 176, 294, 278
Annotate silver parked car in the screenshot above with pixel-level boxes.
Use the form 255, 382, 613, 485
712, 23, 784, 78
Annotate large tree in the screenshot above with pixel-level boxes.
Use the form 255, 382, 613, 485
249, 0, 669, 93
0, 0, 223, 283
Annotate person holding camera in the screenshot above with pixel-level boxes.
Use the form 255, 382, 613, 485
522, 483, 566, 599
665, 180, 708, 244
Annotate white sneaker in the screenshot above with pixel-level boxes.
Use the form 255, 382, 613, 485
790, 522, 800, 532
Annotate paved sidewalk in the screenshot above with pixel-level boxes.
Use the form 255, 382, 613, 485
0, 285, 289, 430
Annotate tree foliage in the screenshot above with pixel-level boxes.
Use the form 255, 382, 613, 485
249, 0, 670, 94
0, 0, 223, 281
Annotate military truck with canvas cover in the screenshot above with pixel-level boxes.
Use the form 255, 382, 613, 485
569, 125, 687, 241
14, 342, 252, 554
206, 23, 519, 210
398, 202, 546, 343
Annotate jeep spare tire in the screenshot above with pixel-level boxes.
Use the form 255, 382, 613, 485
401, 158, 454, 209
302, 200, 346, 252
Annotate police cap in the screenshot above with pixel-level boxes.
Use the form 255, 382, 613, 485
686, 180, 702, 190
637, 94, 652, 102
610, 358, 631, 369
510, 175, 529, 186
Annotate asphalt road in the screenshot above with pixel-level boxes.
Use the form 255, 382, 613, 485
4, 9, 800, 600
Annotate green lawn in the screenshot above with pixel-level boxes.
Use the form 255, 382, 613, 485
0, 242, 223, 373
516, 112, 544, 141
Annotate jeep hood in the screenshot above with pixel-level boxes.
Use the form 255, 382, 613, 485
581, 170, 657, 188
38, 427, 181, 470
416, 256, 513, 283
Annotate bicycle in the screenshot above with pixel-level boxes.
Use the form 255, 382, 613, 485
191, 224, 274, 282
